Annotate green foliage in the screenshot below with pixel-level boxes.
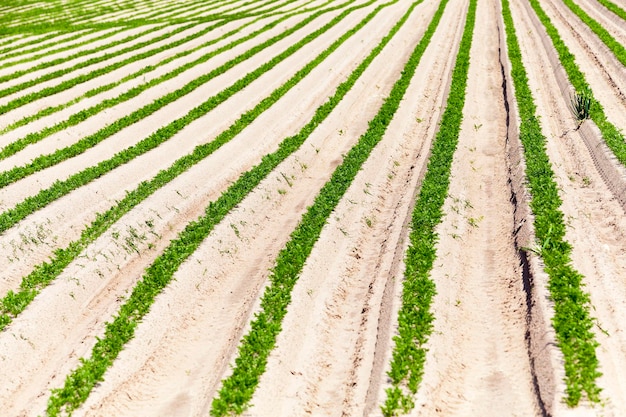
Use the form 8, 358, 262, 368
502, 0, 602, 406
527, 0, 626, 168
44, 0, 403, 414
210, 0, 435, 413
569, 89, 592, 122
380, 0, 475, 414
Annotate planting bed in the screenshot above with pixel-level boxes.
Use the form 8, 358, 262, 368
2, 0, 626, 416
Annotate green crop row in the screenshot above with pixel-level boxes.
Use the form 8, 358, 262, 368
0, 0, 373, 332
380, 0, 475, 415
0, 0, 219, 30
528, 0, 626, 168
594, 0, 626, 21
503, 0, 602, 406
211, 0, 453, 415
561, 0, 626, 67
0, 0, 338, 157
0, 23, 172, 97
44, 1, 402, 414
0, 0, 369, 233
0, 28, 107, 64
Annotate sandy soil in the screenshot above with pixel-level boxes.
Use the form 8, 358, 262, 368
2, 0, 626, 416
0, 0, 355, 290
401, 0, 542, 415
511, 0, 626, 414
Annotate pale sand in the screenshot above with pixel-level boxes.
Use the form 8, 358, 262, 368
2, 0, 626, 415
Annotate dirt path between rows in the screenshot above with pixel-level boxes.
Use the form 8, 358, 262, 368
512, 0, 626, 413
0, 0, 364, 296
408, 0, 542, 415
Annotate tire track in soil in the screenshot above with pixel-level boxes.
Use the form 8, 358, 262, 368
0, 1, 409, 415
512, 0, 626, 413
408, 0, 542, 414
0, 2, 365, 296
245, 0, 462, 415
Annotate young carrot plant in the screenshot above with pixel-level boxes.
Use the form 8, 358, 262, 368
381, 0, 475, 414
42, 1, 414, 413
503, 0, 602, 405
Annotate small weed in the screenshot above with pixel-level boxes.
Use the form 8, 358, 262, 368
230, 223, 240, 238
467, 215, 483, 228
280, 172, 293, 187
569, 89, 592, 123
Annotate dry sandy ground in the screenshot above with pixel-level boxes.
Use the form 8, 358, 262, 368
2, 0, 626, 415
511, 0, 626, 414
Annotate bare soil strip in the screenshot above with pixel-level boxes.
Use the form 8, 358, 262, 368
512, 0, 626, 413
397, 0, 541, 415
0, 0, 369, 296
246, 0, 463, 415
0, 1, 416, 415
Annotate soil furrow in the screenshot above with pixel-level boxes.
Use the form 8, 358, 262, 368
247, 0, 464, 415
406, 0, 541, 414
512, 0, 626, 412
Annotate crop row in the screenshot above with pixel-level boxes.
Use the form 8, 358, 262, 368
43, 1, 407, 414
0, 0, 234, 31
503, 0, 602, 405
0, 0, 339, 156
0, 0, 304, 100
0, 27, 121, 66
0, 23, 172, 95
0, 0, 377, 330
595, 0, 626, 21
560, 0, 626, 68
528, 0, 626, 168
380, 0, 475, 414
0, 0, 371, 232
209, 0, 444, 413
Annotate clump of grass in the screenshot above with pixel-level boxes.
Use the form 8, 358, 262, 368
569, 89, 592, 123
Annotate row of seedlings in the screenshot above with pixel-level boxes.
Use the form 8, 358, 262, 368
380, 0, 476, 414
503, 0, 602, 406
42, 0, 412, 414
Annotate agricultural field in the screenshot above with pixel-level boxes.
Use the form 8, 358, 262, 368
1, 0, 626, 415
